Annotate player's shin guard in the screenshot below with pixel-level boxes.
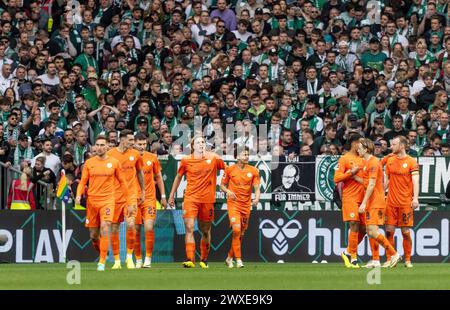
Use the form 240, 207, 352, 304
145, 231, 154, 258
369, 238, 380, 261
200, 239, 210, 261
134, 229, 142, 260
347, 231, 359, 260
92, 238, 100, 253
376, 234, 396, 257
402, 230, 412, 262
126, 229, 136, 255
231, 229, 242, 259
99, 236, 108, 265
186, 242, 196, 262
385, 231, 395, 261
111, 232, 120, 261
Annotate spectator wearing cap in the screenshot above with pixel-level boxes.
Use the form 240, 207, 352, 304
210, 0, 237, 31
191, 10, 216, 47
81, 71, 107, 110
361, 38, 387, 72
262, 47, 285, 83
73, 42, 99, 79
7, 133, 34, 170
134, 116, 150, 136
336, 41, 358, 73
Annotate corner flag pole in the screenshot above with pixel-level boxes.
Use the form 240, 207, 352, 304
62, 198, 66, 263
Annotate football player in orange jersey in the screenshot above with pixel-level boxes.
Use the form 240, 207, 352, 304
133, 133, 167, 268
220, 147, 260, 268
76, 135, 131, 271
383, 136, 420, 268
168, 135, 226, 268
107, 129, 145, 269
357, 138, 401, 268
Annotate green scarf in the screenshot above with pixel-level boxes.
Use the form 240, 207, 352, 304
13, 145, 33, 167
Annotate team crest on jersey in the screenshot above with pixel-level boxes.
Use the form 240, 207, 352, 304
106, 163, 113, 168
247, 172, 252, 178
147, 161, 152, 166
231, 217, 236, 223
403, 163, 408, 168
350, 213, 355, 218
129, 156, 135, 161
206, 159, 211, 164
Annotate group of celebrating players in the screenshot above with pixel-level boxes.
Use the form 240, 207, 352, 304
76, 130, 418, 271
76, 133, 260, 271
335, 134, 420, 269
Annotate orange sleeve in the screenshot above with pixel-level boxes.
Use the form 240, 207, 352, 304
221, 166, 231, 185
153, 156, 161, 175
136, 152, 144, 170
115, 161, 131, 205
368, 159, 378, 180
381, 153, 395, 167
178, 158, 186, 176
253, 168, 261, 186
409, 157, 419, 175
333, 157, 352, 183
216, 157, 226, 170
76, 163, 89, 198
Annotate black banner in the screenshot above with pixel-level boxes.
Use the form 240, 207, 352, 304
0, 210, 96, 263
271, 156, 316, 203
174, 211, 450, 263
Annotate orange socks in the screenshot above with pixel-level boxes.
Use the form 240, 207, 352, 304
145, 231, 155, 258
347, 231, 359, 259
231, 230, 242, 260
126, 229, 136, 254
185, 242, 195, 262
369, 238, 380, 261
134, 228, 142, 260
92, 238, 100, 253
386, 231, 395, 261
99, 236, 108, 265
111, 232, 120, 260
402, 230, 412, 262
376, 234, 396, 257
200, 239, 210, 261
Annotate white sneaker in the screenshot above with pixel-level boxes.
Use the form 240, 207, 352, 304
363, 260, 381, 268
135, 259, 143, 269
381, 260, 391, 268
390, 253, 402, 268
225, 257, 234, 268
236, 259, 244, 268
405, 261, 413, 268
143, 257, 152, 268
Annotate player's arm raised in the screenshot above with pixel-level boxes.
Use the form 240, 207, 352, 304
76, 164, 89, 204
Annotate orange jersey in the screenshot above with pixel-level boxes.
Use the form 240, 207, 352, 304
362, 156, 386, 210
178, 152, 226, 203
333, 152, 365, 203
221, 164, 260, 211
76, 156, 130, 204
107, 148, 143, 203
385, 155, 419, 207
138, 151, 161, 201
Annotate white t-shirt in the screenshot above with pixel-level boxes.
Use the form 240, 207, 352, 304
31, 153, 61, 176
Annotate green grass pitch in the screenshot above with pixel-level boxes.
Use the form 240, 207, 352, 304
1, 263, 449, 290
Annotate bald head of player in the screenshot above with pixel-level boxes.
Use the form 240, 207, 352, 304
119, 129, 135, 151
391, 136, 408, 156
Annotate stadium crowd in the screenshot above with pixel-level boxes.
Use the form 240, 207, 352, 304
0, 0, 450, 209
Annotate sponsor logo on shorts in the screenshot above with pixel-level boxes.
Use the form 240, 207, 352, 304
129, 156, 135, 161
106, 163, 113, 168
